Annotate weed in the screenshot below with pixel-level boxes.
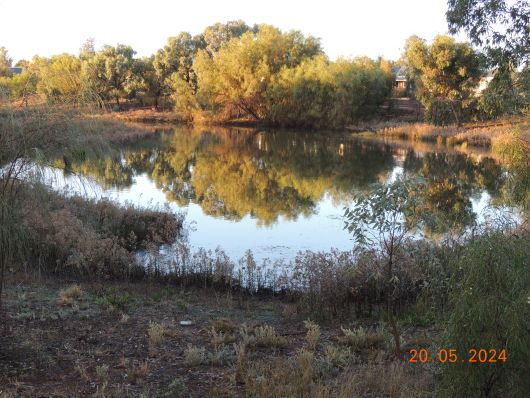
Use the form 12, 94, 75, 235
208, 346, 232, 366
163, 377, 187, 398
95, 364, 109, 397
253, 325, 287, 348
340, 326, 385, 350
96, 287, 131, 311
233, 341, 247, 383
184, 344, 206, 366
303, 319, 320, 351
147, 321, 165, 348
209, 326, 236, 350
211, 317, 236, 333
126, 359, 149, 384
239, 323, 255, 346
58, 284, 83, 306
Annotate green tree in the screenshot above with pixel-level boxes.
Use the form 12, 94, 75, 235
194, 24, 322, 121
0, 46, 13, 77
201, 20, 253, 55
441, 230, 530, 397
85, 44, 136, 106
37, 54, 84, 101
402, 35, 483, 125
446, 0, 530, 68
152, 32, 204, 109
343, 177, 430, 356
79, 38, 96, 61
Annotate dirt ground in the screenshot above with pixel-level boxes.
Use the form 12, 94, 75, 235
0, 274, 437, 397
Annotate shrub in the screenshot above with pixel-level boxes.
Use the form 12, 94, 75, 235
304, 320, 321, 351
340, 326, 385, 350
96, 287, 131, 311
164, 377, 187, 398
253, 325, 287, 348
57, 284, 83, 306
441, 230, 530, 397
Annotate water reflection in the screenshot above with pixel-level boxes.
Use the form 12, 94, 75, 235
55, 126, 515, 259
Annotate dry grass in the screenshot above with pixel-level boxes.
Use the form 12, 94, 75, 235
253, 325, 288, 348
57, 284, 83, 306
1, 276, 441, 397
376, 119, 529, 148
209, 327, 236, 350
340, 326, 385, 350
147, 321, 166, 350
304, 320, 321, 351
184, 344, 206, 366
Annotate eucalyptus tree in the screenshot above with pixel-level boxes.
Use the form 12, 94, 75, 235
446, 0, 530, 68
344, 177, 431, 356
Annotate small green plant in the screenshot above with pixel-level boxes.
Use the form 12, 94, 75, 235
174, 297, 188, 312
344, 176, 430, 356
164, 377, 187, 398
96, 287, 131, 311
95, 364, 109, 397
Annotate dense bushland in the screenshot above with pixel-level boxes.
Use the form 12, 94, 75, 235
0, 22, 393, 128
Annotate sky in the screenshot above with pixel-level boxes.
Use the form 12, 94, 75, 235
0, 0, 456, 63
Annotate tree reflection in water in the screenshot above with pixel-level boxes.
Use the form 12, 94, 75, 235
61, 126, 508, 233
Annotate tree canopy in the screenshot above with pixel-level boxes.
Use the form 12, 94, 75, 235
402, 35, 483, 124
446, 0, 530, 67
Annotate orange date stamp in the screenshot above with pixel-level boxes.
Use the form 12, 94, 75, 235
408, 348, 507, 363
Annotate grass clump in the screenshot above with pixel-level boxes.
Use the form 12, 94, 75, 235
340, 326, 385, 350
184, 344, 206, 366
57, 284, 83, 306
96, 287, 131, 311
253, 325, 287, 348
147, 321, 166, 348
304, 320, 321, 351
209, 326, 236, 350
163, 377, 187, 398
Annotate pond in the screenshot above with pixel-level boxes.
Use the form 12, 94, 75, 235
48, 126, 520, 261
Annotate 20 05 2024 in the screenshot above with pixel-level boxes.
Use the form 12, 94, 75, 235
408, 348, 507, 363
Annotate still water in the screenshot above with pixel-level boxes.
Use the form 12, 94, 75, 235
51, 126, 518, 261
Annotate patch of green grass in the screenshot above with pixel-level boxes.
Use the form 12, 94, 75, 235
96, 287, 131, 311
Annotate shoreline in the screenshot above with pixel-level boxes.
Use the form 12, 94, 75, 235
100, 107, 529, 148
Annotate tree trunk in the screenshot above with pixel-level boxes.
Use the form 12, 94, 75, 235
386, 242, 401, 357
449, 100, 461, 127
